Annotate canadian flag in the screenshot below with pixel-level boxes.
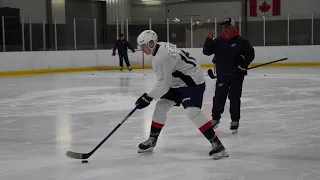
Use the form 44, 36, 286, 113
250, 0, 281, 16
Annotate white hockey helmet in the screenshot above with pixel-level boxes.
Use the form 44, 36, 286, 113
137, 30, 158, 50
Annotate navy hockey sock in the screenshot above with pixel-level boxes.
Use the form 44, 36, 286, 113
199, 121, 216, 142
150, 121, 164, 139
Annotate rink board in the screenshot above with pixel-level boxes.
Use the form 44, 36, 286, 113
0, 45, 319, 76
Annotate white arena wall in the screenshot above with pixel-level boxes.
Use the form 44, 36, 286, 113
0, 45, 319, 75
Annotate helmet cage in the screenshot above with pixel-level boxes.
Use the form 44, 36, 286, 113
138, 40, 156, 51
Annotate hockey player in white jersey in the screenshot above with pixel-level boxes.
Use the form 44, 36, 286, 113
134, 30, 228, 160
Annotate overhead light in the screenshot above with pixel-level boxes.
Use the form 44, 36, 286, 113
141, 0, 162, 5
173, 18, 180, 22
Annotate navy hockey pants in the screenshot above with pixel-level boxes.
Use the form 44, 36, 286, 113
161, 83, 206, 109
211, 76, 244, 121
119, 53, 131, 67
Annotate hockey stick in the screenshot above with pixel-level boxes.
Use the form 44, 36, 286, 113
66, 106, 138, 160
207, 57, 288, 79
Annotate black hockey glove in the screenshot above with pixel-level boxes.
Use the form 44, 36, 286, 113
237, 55, 249, 68
135, 93, 153, 109
233, 55, 248, 77
233, 66, 247, 78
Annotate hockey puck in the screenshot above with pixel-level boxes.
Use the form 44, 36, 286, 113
264, 75, 266, 76
82, 160, 88, 163
92, 74, 94, 75
144, 74, 147, 75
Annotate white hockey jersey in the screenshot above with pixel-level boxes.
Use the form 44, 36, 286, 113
148, 42, 205, 100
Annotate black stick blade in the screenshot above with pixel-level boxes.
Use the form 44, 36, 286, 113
66, 151, 90, 159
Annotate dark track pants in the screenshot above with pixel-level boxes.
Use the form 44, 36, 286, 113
119, 53, 131, 68
211, 76, 244, 122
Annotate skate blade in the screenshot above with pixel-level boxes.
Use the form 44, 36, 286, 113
231, 129, 238, 134
211, 150, 229, 160
138, 147, 154, 154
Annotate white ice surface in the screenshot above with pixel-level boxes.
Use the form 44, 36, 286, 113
0, 68, 320, 180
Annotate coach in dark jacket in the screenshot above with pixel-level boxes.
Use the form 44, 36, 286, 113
112, 34, 135, 71
203, 17, 255, 134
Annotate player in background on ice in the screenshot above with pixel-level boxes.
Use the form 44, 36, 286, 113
134, 30, 228, 160
112, 33, 135, 71
203, 17, 255, 134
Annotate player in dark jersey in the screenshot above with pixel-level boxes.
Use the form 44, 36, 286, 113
112, 34, 135, 71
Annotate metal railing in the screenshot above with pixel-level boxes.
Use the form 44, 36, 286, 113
0, 13, 319, 52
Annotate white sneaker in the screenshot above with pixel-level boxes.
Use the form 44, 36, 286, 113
211, 119, 220, 129
230, 121, 239, 134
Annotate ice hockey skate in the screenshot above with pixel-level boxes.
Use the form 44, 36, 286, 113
138, 137, 157, 153
209, 137, 229, 160
230, 121, 239, 134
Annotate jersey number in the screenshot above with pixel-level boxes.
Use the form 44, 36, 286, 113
179, 50, 197, 67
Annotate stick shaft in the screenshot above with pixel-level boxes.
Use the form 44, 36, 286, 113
89, 106, 138, 154
247, 57, 288, 70
207, 57, 288, 79
66, 106, 138, 159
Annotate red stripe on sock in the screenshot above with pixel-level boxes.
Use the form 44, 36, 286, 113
199, 121, 212, 133
152, 121, 164, 129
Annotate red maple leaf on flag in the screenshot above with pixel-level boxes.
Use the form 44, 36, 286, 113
259, 1, 271, 13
